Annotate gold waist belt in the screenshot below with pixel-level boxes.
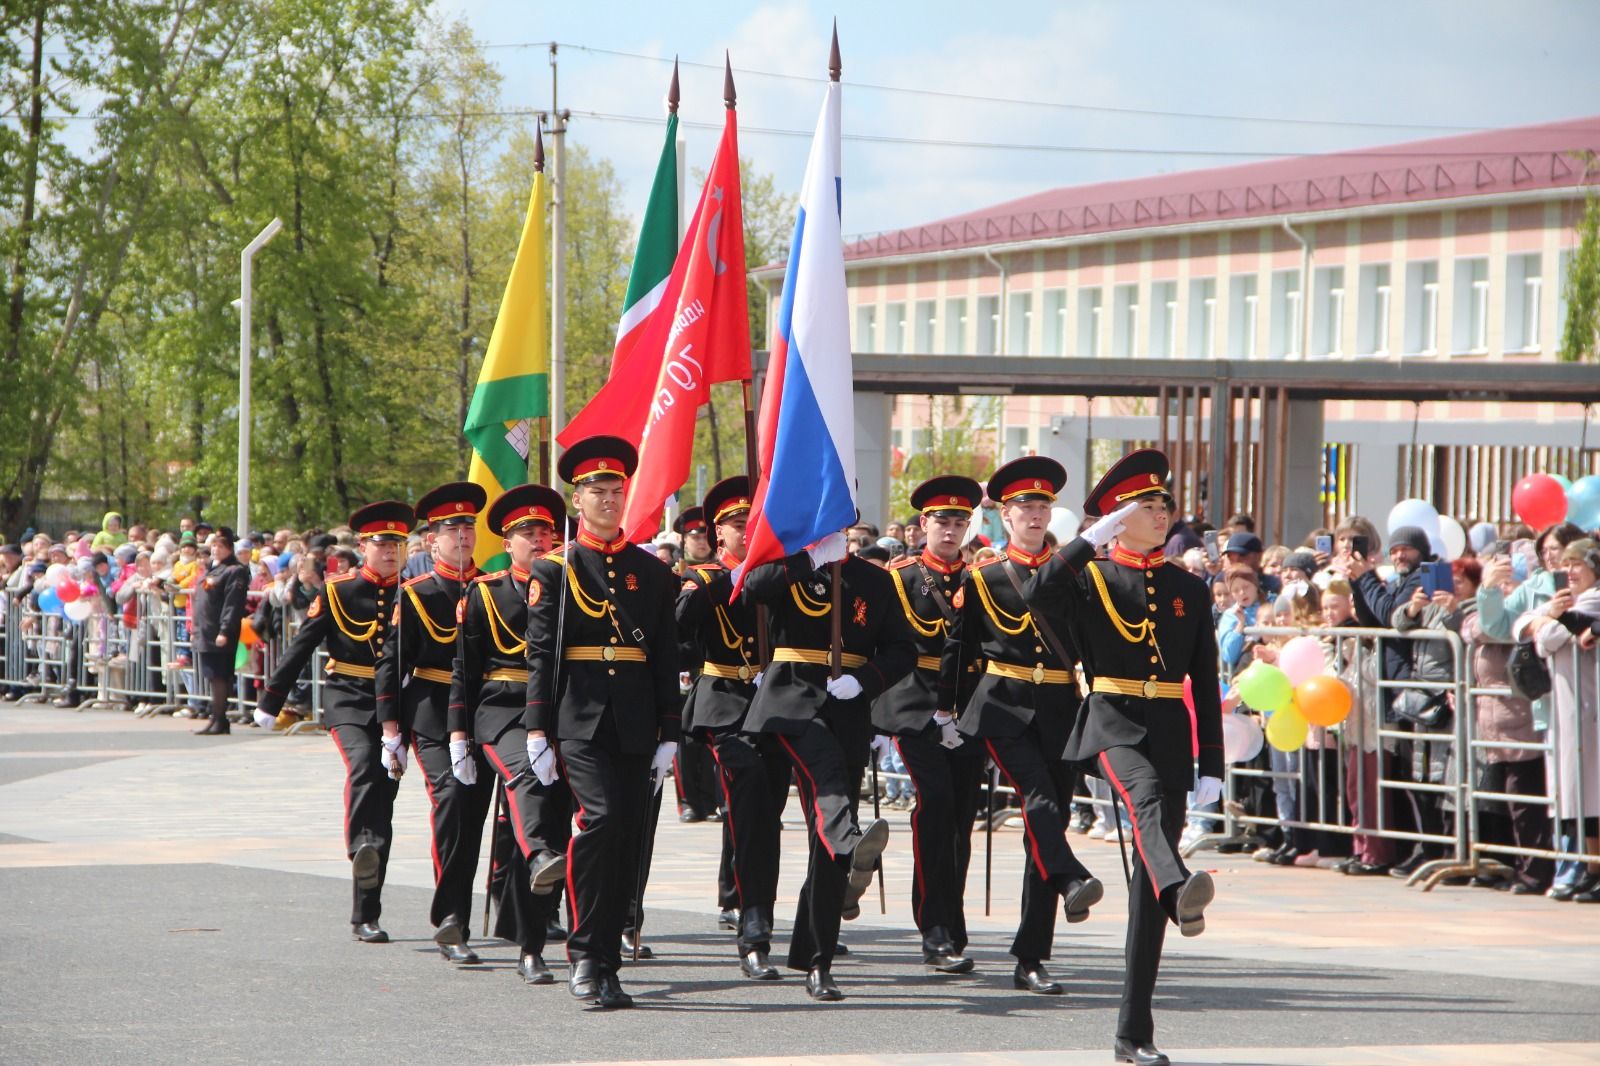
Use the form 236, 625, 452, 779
1093, 676, 1185, 700
701, 661, 756, 682
915, 655, 942, 672
485, 667, 529, 683
326, 659, 375, 680
986, 661, 1073, 685
410, 665, 453, 685
563, 646, 647, 663
771, 647, 867, 669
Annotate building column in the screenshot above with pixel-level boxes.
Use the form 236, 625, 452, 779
1042, 410, 1091, 507
855, 391, 892, 527
1352, 439, 1402, 535
1281, 399, 1326, 544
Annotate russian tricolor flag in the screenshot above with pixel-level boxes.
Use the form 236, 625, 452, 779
734, 79, 854, 597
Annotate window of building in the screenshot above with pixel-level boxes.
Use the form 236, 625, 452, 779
1042, 288, 1067, 356
1311, 266, 1345, 357
944, 297, 968, 354
1149, 281, 1177, 358
976, 295, 1000, 355
1404, 260, 1439, 355
1007, 291, 1033, 355
1452, 257, 1489, 354
1111, 283, 1139, 358
1228, 274, 1258, 358
1356, 264, 1391, 356
913, 299, 937, 354
1187, 278, 1216, 359
1078, 288, 1103, 358
1269, 269, 1303, 357
854, 304, 878, 352
883, 301, 907, 355
1505, 253, 1542, 352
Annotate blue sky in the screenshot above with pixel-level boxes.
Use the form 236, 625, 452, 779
435, 1, 1598, 236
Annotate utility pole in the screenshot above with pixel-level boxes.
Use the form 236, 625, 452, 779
237, 217, 283, 535
548, 44, 570, 461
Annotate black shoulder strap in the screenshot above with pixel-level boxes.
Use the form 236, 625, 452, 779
569, 545, 646, 646
913, 559, 959, 625
1002, 559, 1073, 669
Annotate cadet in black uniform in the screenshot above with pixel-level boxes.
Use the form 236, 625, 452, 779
873, 476, 985, 973
742, 527, 916, 1001
677, 476, 793, 981
1025, 449, 1222, 1066
449, 483, 571, 985
525, 437, 680, 1010
374, 483, 489, 963
192, 526, 250, 736
671, 506, 724, 823
939, 458, 1102, 995
255, 501, 413, 942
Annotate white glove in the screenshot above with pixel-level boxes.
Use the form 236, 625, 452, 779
806, 531, 849, 568
651, 740, 678, 794
253, 709, 276, 730
527, 735, 559, 786
1083, 501, 1141, 549
380, 734, 407, 780
752, 670, 763, 688
1192, 775, 1223, 808
825, 673, 863, 701
449, 738, 477, 786
932, 710, 963, 749
870, 734, 894, 758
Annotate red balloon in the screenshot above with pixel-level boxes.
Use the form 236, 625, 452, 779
1513, 474, 1569, 529
55, 579, 80, 603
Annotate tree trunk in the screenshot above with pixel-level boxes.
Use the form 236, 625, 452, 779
3, 6, 45, 373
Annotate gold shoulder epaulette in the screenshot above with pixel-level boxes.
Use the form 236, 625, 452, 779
472, 568, 508, 585
975, 556, 1005, 569
889, 556, 918, 570
328, 572, 357, 584
402, 573, 431, 589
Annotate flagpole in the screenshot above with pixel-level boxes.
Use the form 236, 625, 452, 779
548, 43, 568, 465
825, 27, 846, 682
533, 120, 551, 485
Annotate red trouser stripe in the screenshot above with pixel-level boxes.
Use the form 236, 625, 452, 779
329, 729, 354, 854
705, 741, 746, 904
413, 738, 444, 882
1098, 751, 1162, 901
777, 734, 835, 859
893, 737, 929, 929
984, 739, 1049, 881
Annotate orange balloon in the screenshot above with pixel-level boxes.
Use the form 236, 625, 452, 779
1295, 675, 1352, 727
239, 618, 259, 647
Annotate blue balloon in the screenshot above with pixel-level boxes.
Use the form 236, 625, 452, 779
37, 587, 62, 615
1568, 475, 1600, 532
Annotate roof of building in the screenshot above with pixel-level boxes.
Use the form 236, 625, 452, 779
840, 114, 1600, 264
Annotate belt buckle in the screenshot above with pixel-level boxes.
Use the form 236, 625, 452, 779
1142, 679, 1159, 699
737, 665, 751, 681
602, 645, 617, 662
1031, 664, 1045, 684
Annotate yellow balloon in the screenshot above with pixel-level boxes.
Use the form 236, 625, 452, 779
1295, 675, 1352, 727
1266, 705, 1309, 752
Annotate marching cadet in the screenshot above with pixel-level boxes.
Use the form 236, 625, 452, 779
449, 483, 571, 986
1025, 449, 1221, 1066
938, 458, 1101, 995
677, 476, 791, 981
255, 500, 414, 943
373, 483, 489, 964
742, 522, 915, 1001
525, 436, 680, 1010
873, 476, 986, 974
669, 507, 724, 825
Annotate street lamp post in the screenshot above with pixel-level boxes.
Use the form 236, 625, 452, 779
237, 218, 283, 535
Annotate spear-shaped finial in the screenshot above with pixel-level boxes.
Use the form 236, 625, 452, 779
724, 50, 736, 109
829, 19, 840, 82
668, 57, 680, 115
533, 116, 545, 172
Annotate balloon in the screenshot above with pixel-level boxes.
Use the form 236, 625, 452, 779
1278, 636, 1326, 686
44, 563, 69, 588
55, 579, 80, 603
1437, 516, 1466, 562
1235, 662, 1294, 713
235, 642, 250, 670
79, 580, 97, 600
239, 618, 260, 647
1047, 506, 1079, 543
1387, 498, 1441, 538
1567, 475, 1600, 532
1222, 712, 1265, 763
63, 599, 93, 623
37, 587, 63, 615
1295, 675, 1353, 727
1265, 705, 1309, 752
1512, 473, 1568, 530
1551, 473, 1573, 491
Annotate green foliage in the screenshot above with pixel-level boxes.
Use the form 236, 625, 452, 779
1558, 190, 1600, 364
886, 396, 995, 522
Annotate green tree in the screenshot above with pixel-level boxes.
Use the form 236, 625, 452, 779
1559, 192, 1600, 364
887, 396, 995, 522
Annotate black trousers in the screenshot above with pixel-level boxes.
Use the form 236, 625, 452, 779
717, 820, 739, 912
329, 721, 400, 924
1478, 759, 1554, 890
624, 785, 664, 939
707, 730, 792, 954
775, 717, 868, 972
674, 731, 721, 817
1098, 745, 1190, 1046
559, 730, 653, 976
412, 732, 495, 934
983, 727, 1091, 961
481, 724, 571, 954
895, 730, 985, 954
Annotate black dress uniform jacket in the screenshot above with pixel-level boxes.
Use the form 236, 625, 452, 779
939, 546, 1081, 756
375, 562, 474, 741
194, 555, 250, 648
451, 565, 536, 744
742, 552, 917, 736
525, 533, 679, 754
677, 558, 763, 732
873, 551, 977, 736
1027, 538, 1224, 789
259, 567, 397, 725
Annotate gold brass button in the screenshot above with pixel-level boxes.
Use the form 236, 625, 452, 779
607, 668, 616, 676
1148, 604, 1157, 612
1150, 656, 1159, 664
607, 570, 616, 578
609, 636, 618, 644
1145, 570, 1153, 578
1147, 586, 1156, 594
606, 556, 614, 564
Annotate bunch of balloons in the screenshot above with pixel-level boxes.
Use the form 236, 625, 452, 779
1231, 643, 1353, 753
1513, 472, 1600, 532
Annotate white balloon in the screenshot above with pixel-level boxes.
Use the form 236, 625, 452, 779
63, 599, 93, 623
1386, 498, 1441, 539
1047, 507, 1079, 543
1437, 515, 1467, 562
44, 563, 70, 587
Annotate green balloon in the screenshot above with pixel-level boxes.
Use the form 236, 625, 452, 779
234, 642, 249, 670
1236, 662, 1294, 712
